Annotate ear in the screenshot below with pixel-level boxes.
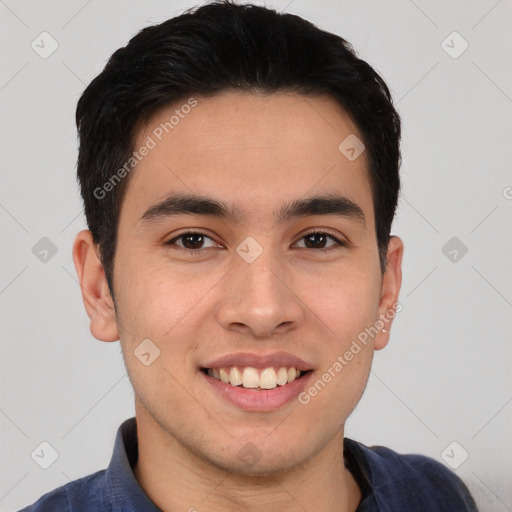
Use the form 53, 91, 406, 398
374, 235, 404, 351
72, 230, 119, 342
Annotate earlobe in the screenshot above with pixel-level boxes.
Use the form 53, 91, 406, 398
72, 230, 119, 342
374, 235, 404, 351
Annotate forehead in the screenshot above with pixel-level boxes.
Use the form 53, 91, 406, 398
122, 91, 374, 229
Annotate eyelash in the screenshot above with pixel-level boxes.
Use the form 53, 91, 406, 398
164, 230, 346, 255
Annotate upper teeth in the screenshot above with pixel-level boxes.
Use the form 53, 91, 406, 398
206, 366, 302, 389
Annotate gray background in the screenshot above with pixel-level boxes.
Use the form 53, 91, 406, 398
1, 1, 511, 511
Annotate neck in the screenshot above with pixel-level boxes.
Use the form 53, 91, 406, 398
133, 407, 361, 512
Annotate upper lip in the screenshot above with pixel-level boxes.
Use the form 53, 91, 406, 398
201, 351, 314, 371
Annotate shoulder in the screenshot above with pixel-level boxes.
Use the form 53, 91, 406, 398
17, 470, 107, 512
344, 439, 479, 511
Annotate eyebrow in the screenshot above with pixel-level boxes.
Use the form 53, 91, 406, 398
139, 192, 366, 228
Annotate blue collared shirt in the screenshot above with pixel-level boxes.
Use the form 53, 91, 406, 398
19, 417, 479, 511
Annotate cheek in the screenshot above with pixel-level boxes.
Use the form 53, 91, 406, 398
114, 262, 214, 372
113, 269, 195, 411
115, 256, 184, 334
294, 334, 373, 445
298, 266, 380, 402
302, 266, 381, 343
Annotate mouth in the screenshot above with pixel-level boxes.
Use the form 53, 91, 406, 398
200, 366, 312, 391
199, 351, 315, 411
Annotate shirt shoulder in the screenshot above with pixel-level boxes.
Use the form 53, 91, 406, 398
400, 450, 478, 509
344, 439, 479, 512
16, 470, 107, 512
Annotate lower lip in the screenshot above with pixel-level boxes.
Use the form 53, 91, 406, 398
201, 371, 313, 412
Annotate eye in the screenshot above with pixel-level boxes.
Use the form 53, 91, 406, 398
294, 231, 346, 252
165, 230, 346, 255
165, 232, 219, 253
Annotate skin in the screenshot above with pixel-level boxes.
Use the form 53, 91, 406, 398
73, 91, 403, 512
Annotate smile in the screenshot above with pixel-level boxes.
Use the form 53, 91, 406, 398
199, 351, 315, 411
201, 366, 311, 390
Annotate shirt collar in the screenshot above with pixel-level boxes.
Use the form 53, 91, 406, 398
104, 417, 161, 510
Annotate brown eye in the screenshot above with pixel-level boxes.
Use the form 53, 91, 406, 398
165, 232, 217, 252
295, 232, 345, 252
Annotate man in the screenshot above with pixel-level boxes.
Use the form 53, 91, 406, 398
20, 1, 479, 510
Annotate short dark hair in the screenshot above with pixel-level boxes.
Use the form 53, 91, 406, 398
76, 0, 401, 300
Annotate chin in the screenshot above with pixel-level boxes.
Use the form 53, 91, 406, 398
199, 439, 314, 477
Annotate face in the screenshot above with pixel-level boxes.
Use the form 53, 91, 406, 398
75, 91, 402, 475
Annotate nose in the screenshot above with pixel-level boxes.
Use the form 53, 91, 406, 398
215, 246, 305, 339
